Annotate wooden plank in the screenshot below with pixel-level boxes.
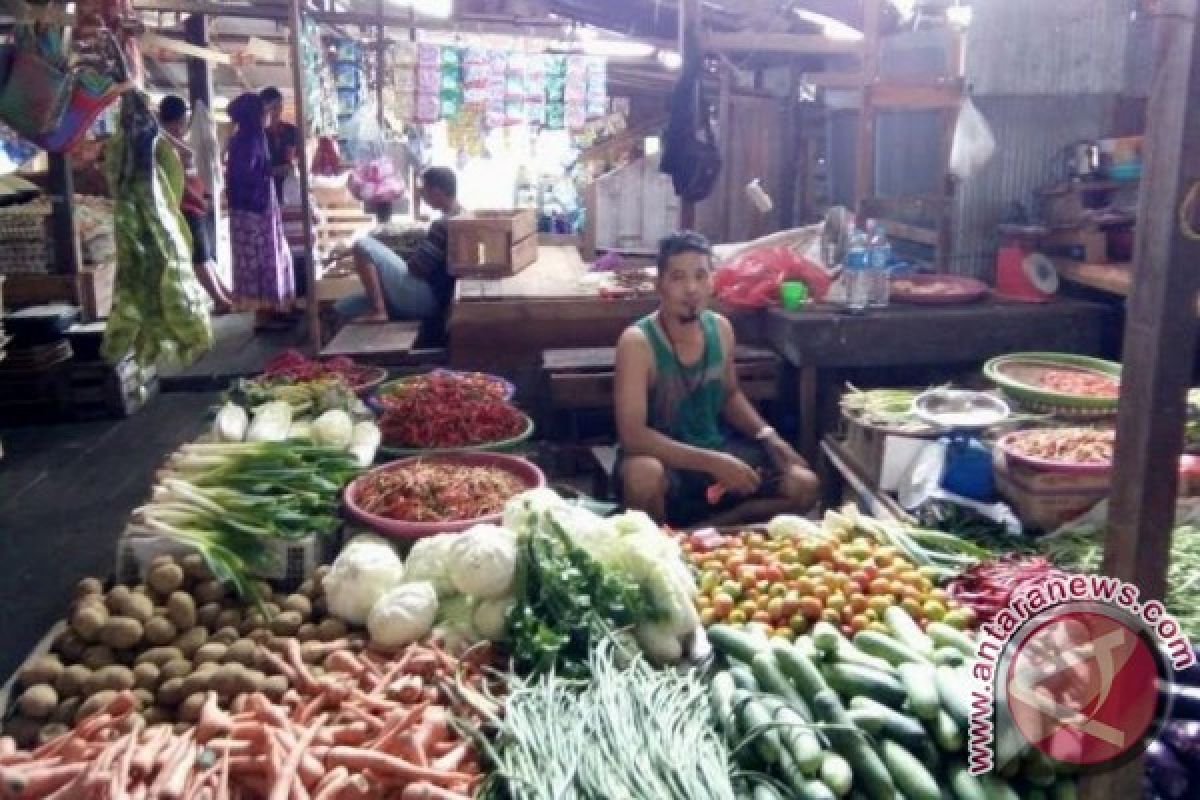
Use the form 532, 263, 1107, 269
321, 321, 418, 358
866, 82, 963, 109
47, 155, 80, 275
853, 0, 883, 208
543, 344, 779, 372
879, 219, 939, 247
288, 0, 320, 353
455, 245, 590, 301
703, 32, 863, 56
1082, 3, 1200, 797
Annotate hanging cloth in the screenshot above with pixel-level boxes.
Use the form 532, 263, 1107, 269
659, 30, 721, 203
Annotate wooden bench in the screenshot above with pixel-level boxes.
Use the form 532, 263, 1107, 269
541, 345, 782, 439
320, 321, 422, 367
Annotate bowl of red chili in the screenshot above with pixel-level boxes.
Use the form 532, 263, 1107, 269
343, 452, 545, 538
371, 369, 515, 412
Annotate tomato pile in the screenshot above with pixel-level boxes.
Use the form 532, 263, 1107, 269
677, 528, 974, 641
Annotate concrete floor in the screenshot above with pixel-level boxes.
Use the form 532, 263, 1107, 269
0, 391, 217, 683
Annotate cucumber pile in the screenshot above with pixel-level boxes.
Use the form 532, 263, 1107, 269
707, 606, 1078, 800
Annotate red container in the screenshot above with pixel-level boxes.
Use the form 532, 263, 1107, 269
342, 451, 545, 539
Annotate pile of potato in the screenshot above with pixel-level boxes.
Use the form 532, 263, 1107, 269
4, 554, 353, 748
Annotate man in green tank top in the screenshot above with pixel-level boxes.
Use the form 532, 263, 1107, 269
614, 231, 819, 526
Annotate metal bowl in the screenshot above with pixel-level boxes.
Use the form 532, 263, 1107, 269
913, 388, 1010, 432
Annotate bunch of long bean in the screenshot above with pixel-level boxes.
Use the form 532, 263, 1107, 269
1039, 523, 1200, 642
471, 640, 738, 800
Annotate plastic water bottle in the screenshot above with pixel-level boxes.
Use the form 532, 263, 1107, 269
843, 227, 870, 312
866, 220, 892, 308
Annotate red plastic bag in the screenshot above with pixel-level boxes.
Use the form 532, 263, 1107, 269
714, 246, 833, 308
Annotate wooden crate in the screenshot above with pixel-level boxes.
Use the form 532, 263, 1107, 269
67, 355, 158, 419
448, 209, 538, 277
995, 466, 1107, 532
3, 262, 115, 320
838, 415, 938, 489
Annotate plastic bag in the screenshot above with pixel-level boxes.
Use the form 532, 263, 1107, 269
713, 246, 834, 309
949, 97, 995, 179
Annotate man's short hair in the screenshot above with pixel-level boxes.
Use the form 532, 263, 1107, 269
656, 230, 712, 275
259, 87, 283, 106
421, 166, 457, 198
158, 95, 187, 125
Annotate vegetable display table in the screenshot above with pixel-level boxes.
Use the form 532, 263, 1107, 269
765, 298, 1117, 460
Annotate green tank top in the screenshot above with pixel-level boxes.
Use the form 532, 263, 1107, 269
637, 311, 726, 451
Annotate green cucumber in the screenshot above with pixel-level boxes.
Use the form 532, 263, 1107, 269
927, 622, 977, 657
1022, 750, 1057, 788
934, 665, 973, 727
811, 689, 896, 800
879, 739, 940, 800
753, 784, 785, 800
883, 607, 934, 656
854, 630, 931, 666
711, 624, 770, 664
753, 651, 812, 719
933, 647, 967, 667
802, 780, 839, 800
947, 765, 987, 800
979, 774, 1020, 800
812, 621, 843, 656
823, 662, 909, 708
729, 663, 760, 692
897, 662, 940, 721
775, 705, 824, 775
931, 709, 963, 753
1052, 780, 1077, 800
820, 752, 854, 798
848, 707, 888, 734
733, 689, 782, 765
772, 640, 829, 702
848, 696, 927, 751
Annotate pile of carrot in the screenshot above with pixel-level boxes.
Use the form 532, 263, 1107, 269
0, 638, 495, 800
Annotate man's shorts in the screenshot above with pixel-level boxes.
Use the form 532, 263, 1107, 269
618, 435, 779, 528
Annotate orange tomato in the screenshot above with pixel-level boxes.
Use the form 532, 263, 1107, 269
812, 542, 835, 563
794, 577, 816, 596
713, 593, 735, 617
821, 609, 842, 625
826, 592, 847, 613
869, 578, 891, 595
849, 594, 869, 614
849, 614, 871, 633
700, 608, 717, 626
812, 585, 832, 603
752, 610, 772, 625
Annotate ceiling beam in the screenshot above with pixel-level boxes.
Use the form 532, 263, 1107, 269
703, 31, 862, 56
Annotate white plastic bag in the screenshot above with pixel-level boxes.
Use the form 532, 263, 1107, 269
949, 97, 995, 180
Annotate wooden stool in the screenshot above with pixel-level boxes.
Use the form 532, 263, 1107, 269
320, 321, 420, 367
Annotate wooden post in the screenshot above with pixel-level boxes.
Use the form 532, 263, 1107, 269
288, 0, 321, 352
376, 0, 385, 129
778, 65, 800, 230
184, 14, 212, 110
1080, 2, 1200, 797
854, 0, 883, 209
717, 64, 733, 242
47, 154, 81, 275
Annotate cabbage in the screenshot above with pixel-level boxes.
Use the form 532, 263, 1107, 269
613, 530, 700, 637
503, 488, 568, 535
473, 595, 513, 641
449, 524, 517, 599
325, 536, 405, 625
433, 594, 479, 654
767, 514, 824, 540
403, 532, 462, 596
544, 506, 622, 565
311, 409, 355, 449
367, 582, 438, 648
610, 509, 660, 539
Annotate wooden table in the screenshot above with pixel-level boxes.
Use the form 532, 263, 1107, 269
765, 298, 1118, 459
449, 245, 658, 376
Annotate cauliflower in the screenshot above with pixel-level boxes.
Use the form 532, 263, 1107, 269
325, 535, 405, 625
367, 582, 439, 649
403, 532, 462, 596
449, 524, 518, 599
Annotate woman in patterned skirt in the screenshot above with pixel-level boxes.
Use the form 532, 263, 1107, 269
224, 92, 295, 329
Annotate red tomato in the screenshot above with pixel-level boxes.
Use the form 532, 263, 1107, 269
713, 593, 735, 617
758, 565, 785, 583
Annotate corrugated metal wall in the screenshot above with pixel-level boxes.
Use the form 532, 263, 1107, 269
945, 0, 1146, 277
